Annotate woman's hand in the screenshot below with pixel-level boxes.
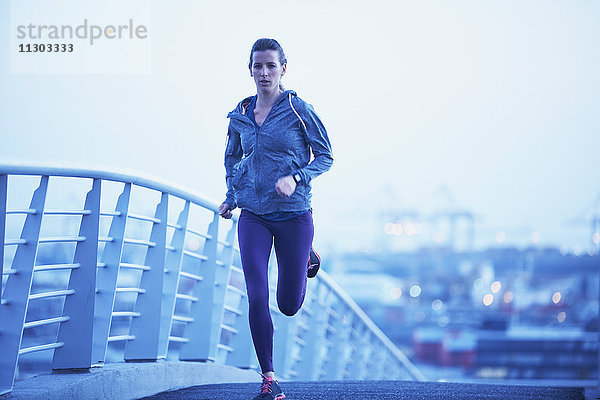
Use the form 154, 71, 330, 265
218, 202, 233, 219
275, 175, 297, 197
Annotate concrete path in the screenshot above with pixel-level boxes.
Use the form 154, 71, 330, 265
141, 380, 585, 400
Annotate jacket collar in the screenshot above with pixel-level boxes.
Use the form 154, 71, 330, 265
240, 90, 297, 115
227, 90, 297, 121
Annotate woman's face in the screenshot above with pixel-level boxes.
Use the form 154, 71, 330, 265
250, 50, 286, 93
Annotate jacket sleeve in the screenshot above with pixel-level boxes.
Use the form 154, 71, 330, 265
295, 101, 334, 184
224, 122, 242, 209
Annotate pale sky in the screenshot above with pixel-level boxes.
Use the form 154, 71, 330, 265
1, 0, 599, 253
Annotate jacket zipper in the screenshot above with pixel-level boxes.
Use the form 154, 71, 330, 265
231, 93, 288, 214
252, 99, 279, 214
255, 123, 262, 213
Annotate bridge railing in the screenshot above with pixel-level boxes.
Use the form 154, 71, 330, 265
0, 164, 425, 395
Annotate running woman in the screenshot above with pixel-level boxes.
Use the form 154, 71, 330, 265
218, 38, 333, 400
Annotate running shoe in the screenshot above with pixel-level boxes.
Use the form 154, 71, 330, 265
252, 374, 286, 400
307, 246, 321, 278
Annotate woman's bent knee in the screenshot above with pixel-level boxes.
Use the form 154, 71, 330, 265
278, 301, 302, 316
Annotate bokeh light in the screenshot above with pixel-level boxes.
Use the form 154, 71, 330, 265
410, 285, 422, 298
384, 223, 394, 235
491, 281, 501, 293
384, 222, 405, 236
393, 223, 403, 235
552, 292, 561, 304
483, 294, 494, 306
438, 316, 450, 327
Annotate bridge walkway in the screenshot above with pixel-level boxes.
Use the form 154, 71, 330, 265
143, 380, 585, 400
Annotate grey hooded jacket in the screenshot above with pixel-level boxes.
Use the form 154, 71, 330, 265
224, 90, 333, 215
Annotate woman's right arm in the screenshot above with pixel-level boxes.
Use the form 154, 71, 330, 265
223, 124, 242, 212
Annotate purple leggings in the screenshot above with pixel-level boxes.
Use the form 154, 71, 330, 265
237, 209, 314, 373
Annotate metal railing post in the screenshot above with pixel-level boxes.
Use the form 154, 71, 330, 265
272, 310, 298, 379
371, 343, 388, 380
53, 178, 101, 370
322, 305, 352, 380
349, 325, 371, 380
296, 282, 332, 380
226, 287, 258, 369
271, 253, 300, 379
227, 246, 258, 369
124, 193, 168, 361
157, 200, 189, 359
0, 176, 48, 393
211, 219, 237, 360
0, 175, 6, 313
179, 212, 221, 361
92, 183, 131, 365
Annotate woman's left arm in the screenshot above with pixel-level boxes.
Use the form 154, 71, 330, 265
295, 103, 334, 183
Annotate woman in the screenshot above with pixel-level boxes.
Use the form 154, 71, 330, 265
218, 38, 333, 400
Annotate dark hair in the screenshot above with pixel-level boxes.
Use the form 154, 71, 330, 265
248, 38, 287, 91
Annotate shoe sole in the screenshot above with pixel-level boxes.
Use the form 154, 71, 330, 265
307, 248, 321, 278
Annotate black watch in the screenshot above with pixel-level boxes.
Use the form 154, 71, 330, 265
293, 173, 302, 184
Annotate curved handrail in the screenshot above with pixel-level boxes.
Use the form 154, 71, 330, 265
0, 162, 424, 395
0, 162, 230, 218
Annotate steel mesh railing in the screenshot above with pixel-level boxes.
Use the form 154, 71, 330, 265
0, 164, 425, 395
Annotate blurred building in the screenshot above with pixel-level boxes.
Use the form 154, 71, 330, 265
476, 327, 598, 380
329, 245, 599, 383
